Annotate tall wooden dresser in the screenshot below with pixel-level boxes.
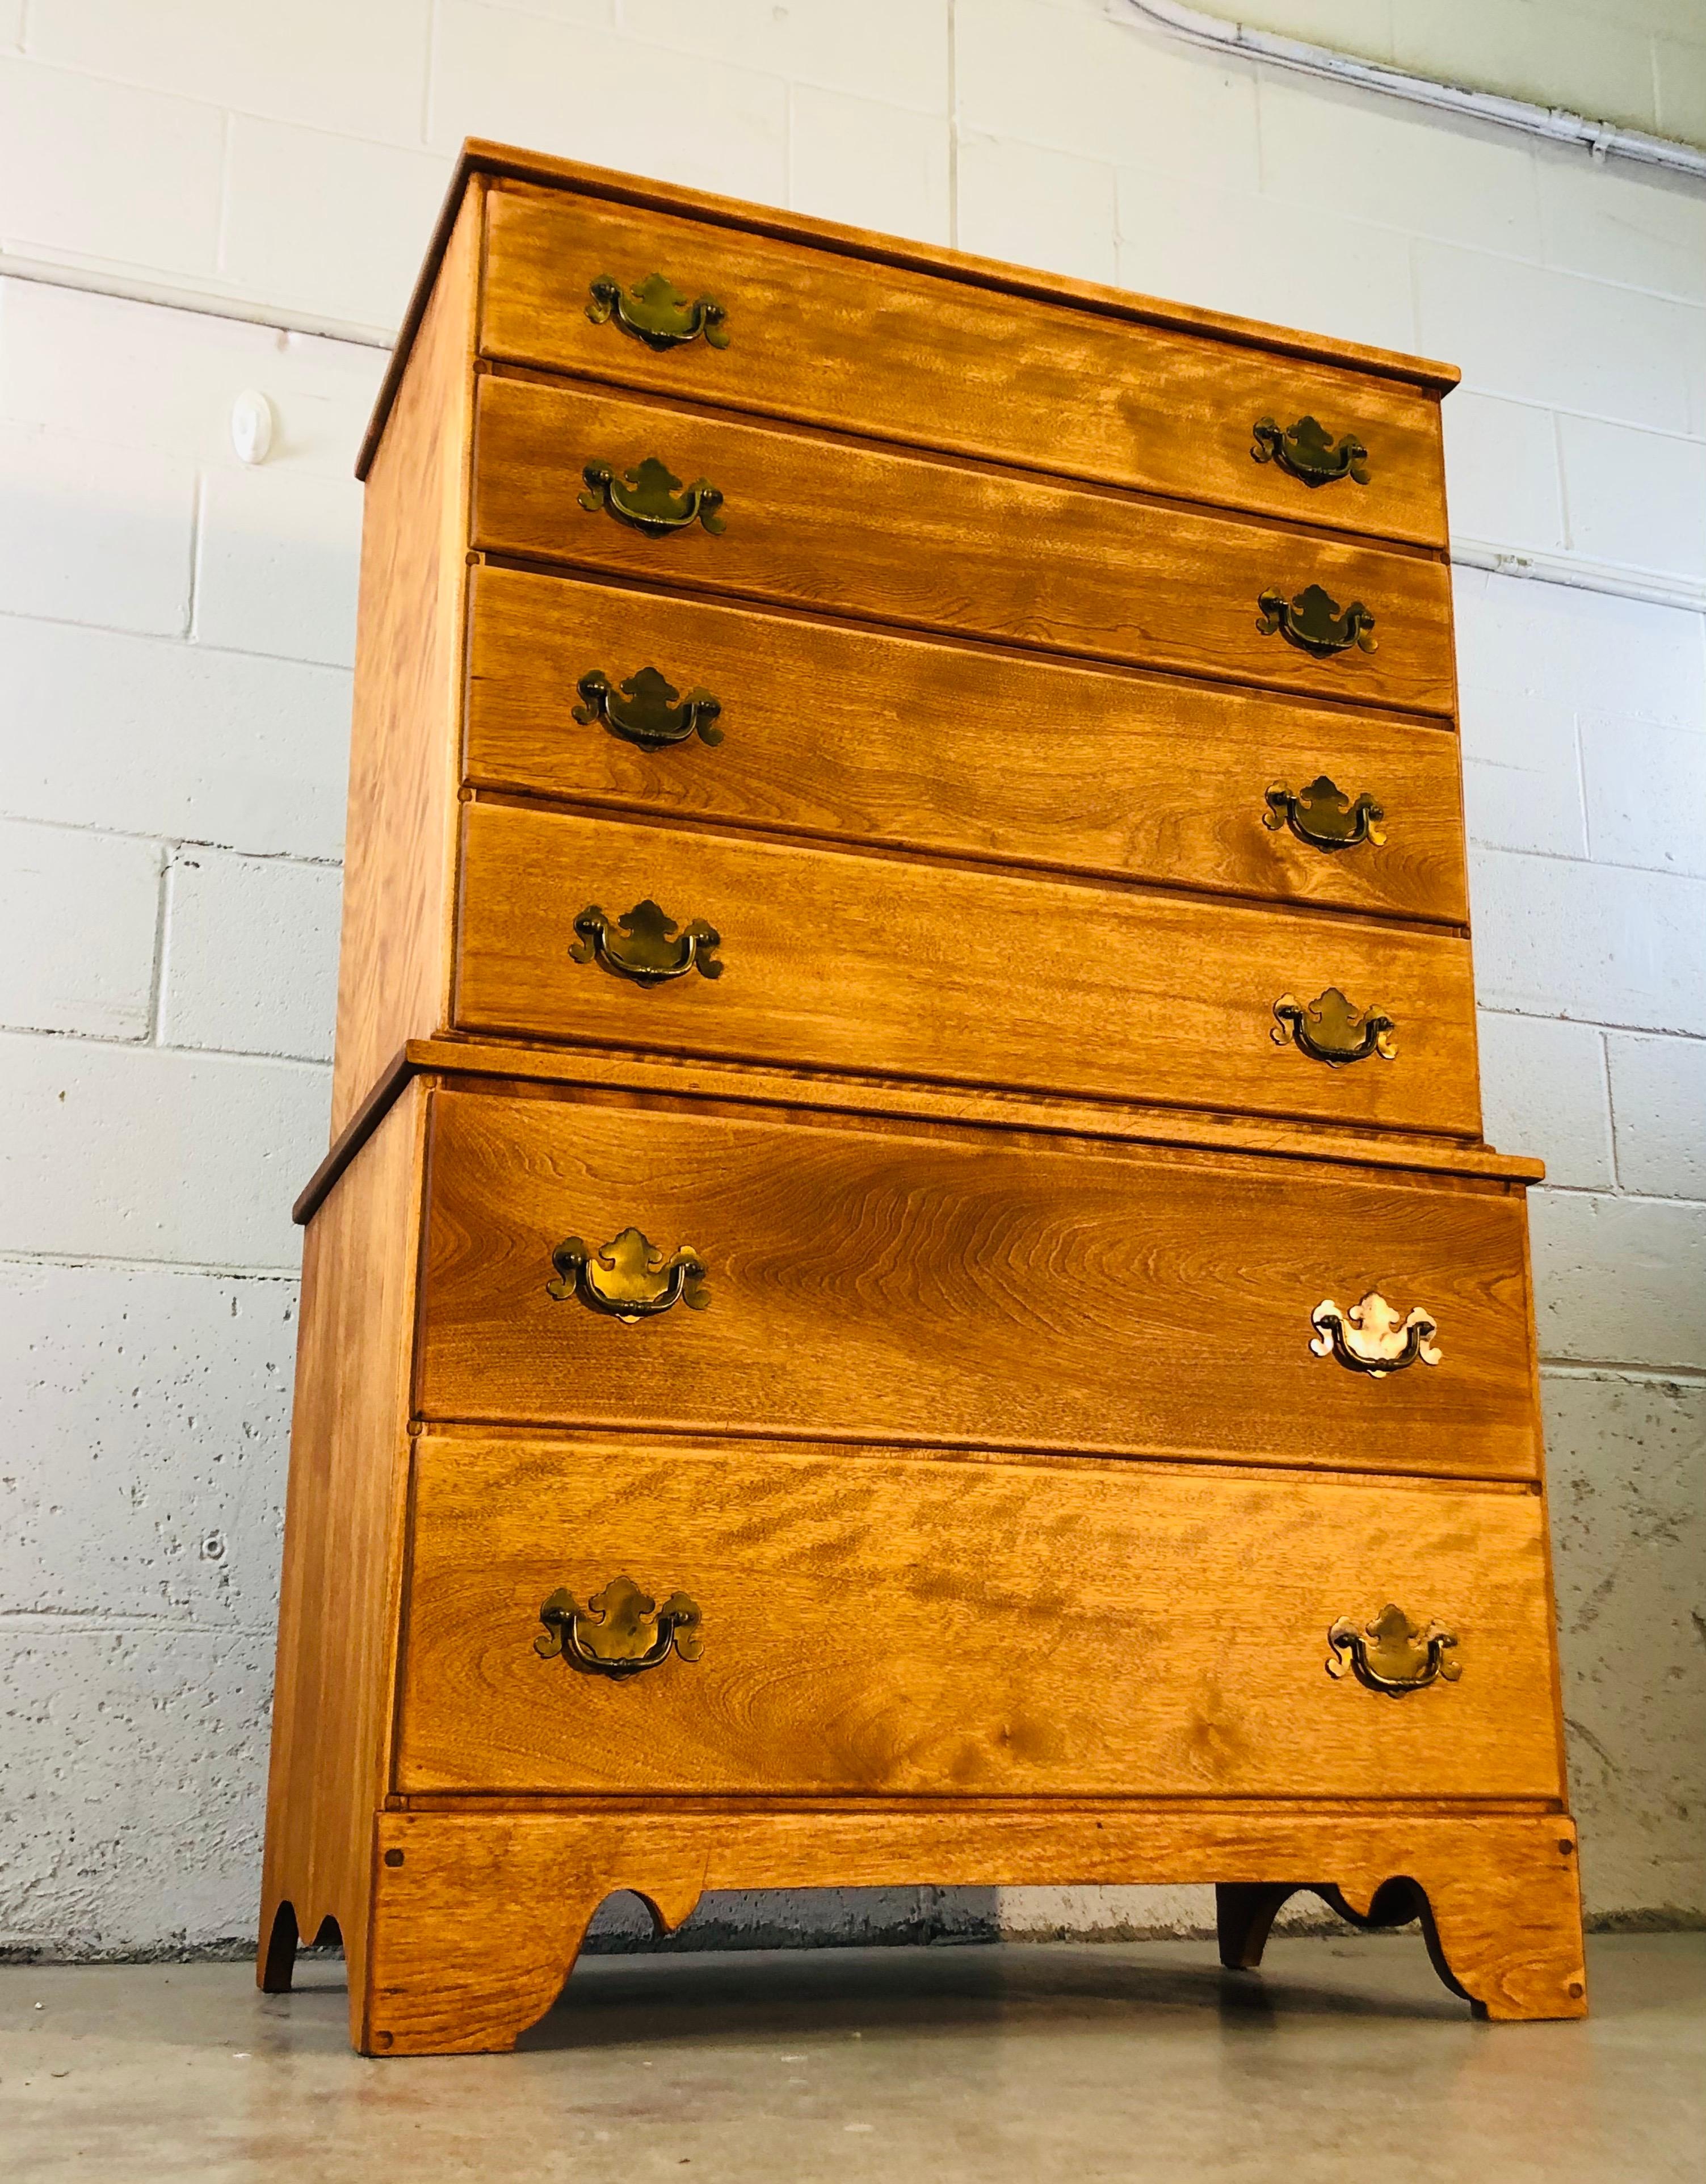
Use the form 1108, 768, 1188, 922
260, 140, 1587, 2055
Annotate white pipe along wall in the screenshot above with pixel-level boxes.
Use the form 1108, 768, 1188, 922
1117, 1, 1706, 179
1, 0, 1701, 1958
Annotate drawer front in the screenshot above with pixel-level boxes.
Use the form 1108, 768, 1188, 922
472, 377, 1456, 719
467, 566, 1469, 926
482, 184, 1450, 549
415, 1089, 1540, 1482
454, 800, 1481, 1136
396, 1435, 1561, 1799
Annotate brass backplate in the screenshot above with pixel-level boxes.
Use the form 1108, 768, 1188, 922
1251, 414, 1370, 486
547, 1228, 710, 1322
536, 1576, 704, 1678
571, 898, 723, 984
1271, 988, 1396, 1065
574, 666, 724, 749
1327, 1605, 1460, 1695
578, 456, 726, 536
1309, 1292, 1440, 1377
1264, 775, 1385, 850
1257, 584, 1377, 657
586, 271, 730, 351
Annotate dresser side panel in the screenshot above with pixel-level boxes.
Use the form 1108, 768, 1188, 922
329, 187, 479, 1136
1519, 1179, 1574, 1803
260, 1082, 427, 2032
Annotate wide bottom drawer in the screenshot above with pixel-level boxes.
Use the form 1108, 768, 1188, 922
395, 1436, 1563, 1802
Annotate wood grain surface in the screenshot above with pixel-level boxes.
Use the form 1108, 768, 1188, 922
330, 189, 477, 1135
414, 1087, 1539, 1478
480, 183, 1449, 548
363, 1805, 1585, 2052
258, 1084, 427, 2043
471, 376, 1458, 717
465, 565, 1469, 924
396, 1433, 1560, 1801
452, 800, 1482, 1134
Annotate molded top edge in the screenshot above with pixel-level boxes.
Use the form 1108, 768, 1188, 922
293, 1036, 1541, 1227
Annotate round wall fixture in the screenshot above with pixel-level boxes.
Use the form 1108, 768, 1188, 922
230, 388, 276, 465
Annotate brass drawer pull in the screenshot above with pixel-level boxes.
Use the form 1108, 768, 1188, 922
1309, 1292, 1440, 1376
579, 456, 725, 537
572, 898, 722, 984
1264, 775, 1385, 851
1252, 414, 1369, 487
536, 1576, 704, 1678
1257, 583, 1376, 657
1327, 1605, 1459, 1696
575, 666, 724, 749
1272, 986, 1395, 1065
586, 271, 730, 351
548, 1227, 709, 1322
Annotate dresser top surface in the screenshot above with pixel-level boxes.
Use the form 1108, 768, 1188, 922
357, 137, 1461, 481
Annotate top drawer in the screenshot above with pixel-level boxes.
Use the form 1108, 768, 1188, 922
481, 183, 1450, 550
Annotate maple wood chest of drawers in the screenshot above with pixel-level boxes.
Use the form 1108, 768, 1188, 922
260, 140, 1586, 2055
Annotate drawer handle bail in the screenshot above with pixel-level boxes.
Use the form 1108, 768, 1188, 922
1272, 987, 1395, 1065
1252, 414, 1370, 487
587, 271, 730, 351
1257, 584, 1377, 657
1309, 1292, 1440, 1376
1264, 775, 1385, 851
575, 666, 724, 749
572, 898, 723, 984
579, 456, 726, 536
548, 1227, 710, 1322
536, 1577, 704, 1678
1327, 1605, 1459, 1696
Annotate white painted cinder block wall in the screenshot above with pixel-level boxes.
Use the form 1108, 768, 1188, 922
1, 0, 1701, 1958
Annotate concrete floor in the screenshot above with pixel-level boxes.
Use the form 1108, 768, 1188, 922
2, 1933, 1700, 2183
